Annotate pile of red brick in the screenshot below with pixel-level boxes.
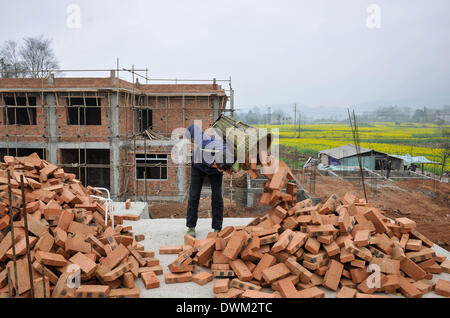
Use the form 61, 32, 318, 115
162, 158, 450, 298
0, 153, 156, 298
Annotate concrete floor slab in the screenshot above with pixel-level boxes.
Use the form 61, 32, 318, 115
112, 201, 149, 219
124, 217, 450, 298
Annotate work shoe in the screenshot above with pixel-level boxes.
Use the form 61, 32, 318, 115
187, 227, 196, 237
214, 229, 220, 233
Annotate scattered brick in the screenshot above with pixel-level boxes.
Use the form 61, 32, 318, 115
159, 246, 184, 254
434, 279, 450, 297
109, 288, 140, 298
75, 285, 110, 298
165, 272, 193, 284
336, 286, 357, 298
125, 199, 131, 210
213, 279, 229, 293
122, 214, 140, 221
135, 234, 145, 242
141, 271, 160, 289
193, 272, 213, 285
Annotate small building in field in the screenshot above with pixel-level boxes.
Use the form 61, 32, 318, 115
318, 144, 404, 171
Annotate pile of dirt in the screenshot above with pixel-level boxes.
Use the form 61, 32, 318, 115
223, 170, 247, 188
149, 197, 266, 220
299, 174, 450, 251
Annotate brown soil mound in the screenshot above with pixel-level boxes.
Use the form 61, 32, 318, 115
302, 174, 450, 251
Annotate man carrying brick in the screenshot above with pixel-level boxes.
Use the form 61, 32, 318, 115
185, 123, 233, 237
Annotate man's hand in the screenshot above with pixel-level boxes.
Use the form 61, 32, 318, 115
217, 167, 233, 174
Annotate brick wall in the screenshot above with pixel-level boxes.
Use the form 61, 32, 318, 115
56, 94, 111, 142
122, 145, 187, 197
0, 94, 47, 142
0, 77, 227, 200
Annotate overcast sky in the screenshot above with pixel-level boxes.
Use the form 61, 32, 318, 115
1, 0, 449, 115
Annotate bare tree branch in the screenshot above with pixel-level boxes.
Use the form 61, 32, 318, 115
19, 35, 60, 78
0, 40, 26, 77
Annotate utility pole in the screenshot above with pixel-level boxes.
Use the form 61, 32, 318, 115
298, 112, 301, 138
268, 106, 271, 126
294, 103, 297, 137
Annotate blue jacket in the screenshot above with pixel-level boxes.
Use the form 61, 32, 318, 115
186, 124, 229, 175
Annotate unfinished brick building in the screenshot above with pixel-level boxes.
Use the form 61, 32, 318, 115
0, 71, 232, 201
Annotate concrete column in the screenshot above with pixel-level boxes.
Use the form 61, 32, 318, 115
212, 96, 220, 121
46, 93, 58, 164
176, 164, 186, 196
109, 93, 120, 199
246, 172, 253, 207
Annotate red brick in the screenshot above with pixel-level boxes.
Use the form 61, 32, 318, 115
364, 209, 388, 234
230, 278, 262, 291
125, 199, 131, 210
103, 262, 133, 282
108, 288, 140, 298
35, 251, 68, 267
165, 272, 193, 284
271, 229, 294, 253
222, 231, 246, 260
400, 257, 427, 281
122, 272, 135, 289
305, 237, 320, 254
57, 209, 74, 231
100, 244, 130, 270
323, 259, 344, 291
192, 272, 213, 285
215, 288, 244, 298
76, 285, 110, 298
141, 271, 160, 289
241, 290, 275, 298
336, 286, 357, 298
69, 252, 97, 276
435, 279, 450, 297
278, 278, 299, 298
122, 214, 140, 221
285, 232, 308, 254
412, 279, 434, 294
399, 276, 422, 298
159, 245, 184, 254
253, 254, 277, 281
354, 230, 370, 247
213, 279, 229, 293
297, 286, 324, 298
262, 263, 291, 284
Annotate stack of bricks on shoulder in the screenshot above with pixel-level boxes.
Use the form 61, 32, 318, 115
160, 157, 450, 298
0, 153, 147, 298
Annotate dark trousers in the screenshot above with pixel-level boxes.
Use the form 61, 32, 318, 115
386, 169, 391, 179
186, 166, 224, 230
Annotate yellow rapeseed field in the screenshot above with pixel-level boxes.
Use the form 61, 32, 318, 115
257, 122, 449, 171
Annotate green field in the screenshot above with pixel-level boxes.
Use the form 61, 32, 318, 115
257, 122, 450, 173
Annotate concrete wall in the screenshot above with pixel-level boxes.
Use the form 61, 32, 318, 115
340, 155, 375, 170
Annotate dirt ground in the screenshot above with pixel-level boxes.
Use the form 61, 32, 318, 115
149, 196, 265, 219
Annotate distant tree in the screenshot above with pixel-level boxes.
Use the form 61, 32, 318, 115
412, 108, 426, 123
0, 40, 26, 77
0, 35, 60, 78
20, 35, 59, 78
